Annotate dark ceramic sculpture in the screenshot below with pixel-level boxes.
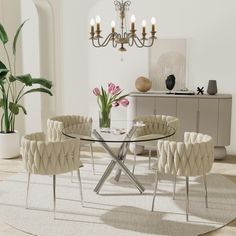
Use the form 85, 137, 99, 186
207, 80, 217, 95
166, 74, 176, 93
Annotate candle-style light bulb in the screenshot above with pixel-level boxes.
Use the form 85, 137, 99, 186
111, 21, 115, 34
151, 17, 156, 32
142, 20, 146, 36
142, 20, 147, 27
130, 14, 136, 31
90, 18, 95, 26
96, 16, 101, 24
111, 21, 116, 28
151, 17, 156, 25
95, 16, 101, 32
131, 14, 136, 23
90, 18, 95, 36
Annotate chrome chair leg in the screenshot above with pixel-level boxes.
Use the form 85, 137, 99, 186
173, 175, 177, 200
25, 173, 31, 209
148, 150, 151, 170
89, 144, 95, 174
77, 169, 84, 206
152, 170, 159, 211
203, 174, 208, 208
132, 151, 137, 174
53, 175, 56, 219
186, 176, 189, 221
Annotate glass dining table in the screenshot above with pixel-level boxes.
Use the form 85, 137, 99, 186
62, 121, 176, 194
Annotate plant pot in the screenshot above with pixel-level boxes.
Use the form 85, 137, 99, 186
0, 131, 20, 159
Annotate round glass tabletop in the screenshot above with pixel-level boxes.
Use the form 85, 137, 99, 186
62, 120, 176, 143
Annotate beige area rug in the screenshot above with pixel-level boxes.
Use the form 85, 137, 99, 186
0, 153, 236, 236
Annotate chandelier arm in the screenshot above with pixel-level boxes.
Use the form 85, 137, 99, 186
133, 36, 156, 48
91, 38, 103, 48
125, 32, 134, 47
129, 40, 133, 47
132, 37, 146, 48
97, 34, 113, 47
112, 38, 118, 48
128, 38, 135, 47
143, 37, 156, 47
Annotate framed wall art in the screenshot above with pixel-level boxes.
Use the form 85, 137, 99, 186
149, 39, 187, 91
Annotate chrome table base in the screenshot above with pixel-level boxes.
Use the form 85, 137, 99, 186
93, 127, 145, 194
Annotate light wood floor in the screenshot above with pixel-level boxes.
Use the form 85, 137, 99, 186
0, 154, 236, 236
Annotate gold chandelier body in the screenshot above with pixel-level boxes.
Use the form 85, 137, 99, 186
89, 0, 157, 52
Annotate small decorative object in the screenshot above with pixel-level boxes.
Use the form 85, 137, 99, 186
165, 74, 176, 93
207, 80, 217, 95
112, 128, 126, 135
93, 83, 129, 130
197, 87, 204, 95
135, 76, 152, 92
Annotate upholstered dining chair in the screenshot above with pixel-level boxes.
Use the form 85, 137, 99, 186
47, 115, 95, 174
131, 115, 179, 174
151, 132, 214, 221
21, 132, 83, 218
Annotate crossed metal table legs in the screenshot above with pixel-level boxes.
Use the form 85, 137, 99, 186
93, 128, 145, 194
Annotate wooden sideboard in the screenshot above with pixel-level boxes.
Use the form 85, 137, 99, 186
127, 92, 232, 159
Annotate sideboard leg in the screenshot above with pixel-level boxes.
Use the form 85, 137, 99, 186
214, 146, 227, 160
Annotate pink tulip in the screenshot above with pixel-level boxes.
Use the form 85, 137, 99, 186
93, 87, 100, 96
108, 83, 115, 94
112, 86, 121, 95
112, 101, 119, 107
120, 98, 129, 107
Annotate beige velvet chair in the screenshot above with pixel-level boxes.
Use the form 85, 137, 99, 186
21, 132, 83, 218
152, 132, 214, 221
47, 115, 95, 174
131, 115, 179, 173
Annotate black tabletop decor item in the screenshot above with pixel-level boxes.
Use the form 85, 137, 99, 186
207, 80, 217, 95
197, 87, 204, 95
165, 74, 176, 94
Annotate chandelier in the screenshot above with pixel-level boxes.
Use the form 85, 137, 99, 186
89, 0, 157, 52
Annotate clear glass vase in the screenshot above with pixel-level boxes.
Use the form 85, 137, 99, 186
99, 109, 111, 130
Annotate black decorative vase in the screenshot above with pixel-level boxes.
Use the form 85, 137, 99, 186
166, 74, 176, 93
207, 80, 217, 95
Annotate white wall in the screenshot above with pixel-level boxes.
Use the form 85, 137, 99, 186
60, 0, 96, 116
21, 0, 41, 133
87, 0, 236, 153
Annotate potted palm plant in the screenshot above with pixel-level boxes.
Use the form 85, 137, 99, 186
0, 20, 53, 158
